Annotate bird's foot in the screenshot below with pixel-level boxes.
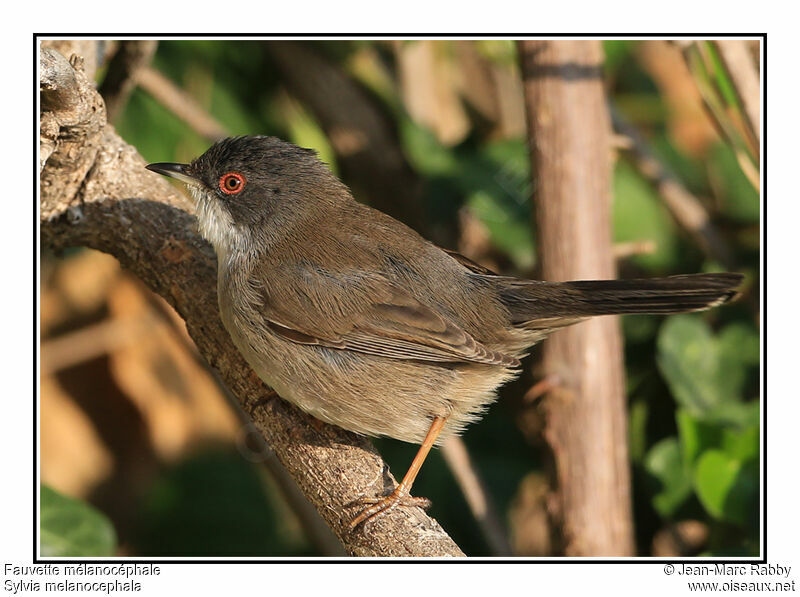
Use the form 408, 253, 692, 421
348, 487, 432, 529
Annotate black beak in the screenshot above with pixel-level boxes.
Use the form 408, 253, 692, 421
145, 162, 201, 186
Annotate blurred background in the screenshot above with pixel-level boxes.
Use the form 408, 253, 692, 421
39, 39, 760, 557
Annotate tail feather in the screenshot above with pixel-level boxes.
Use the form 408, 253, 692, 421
499, 273, 744, 325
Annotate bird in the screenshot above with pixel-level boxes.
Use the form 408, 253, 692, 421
146, 135, 743, 529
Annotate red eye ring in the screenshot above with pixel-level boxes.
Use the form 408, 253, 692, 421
219, 172, 246, 195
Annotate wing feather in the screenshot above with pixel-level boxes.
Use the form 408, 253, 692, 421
260, 268, 517, 367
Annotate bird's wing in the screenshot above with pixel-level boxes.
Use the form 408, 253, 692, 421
441, 248, 500, 276
257, 263, 518, 367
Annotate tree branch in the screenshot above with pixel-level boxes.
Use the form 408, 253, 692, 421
39, 46, 463, 558
518, 40, 635, 556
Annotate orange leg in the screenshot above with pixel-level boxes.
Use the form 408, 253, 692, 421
349, 416, 447, 529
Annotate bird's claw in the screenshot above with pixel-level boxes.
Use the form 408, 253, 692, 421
348, 489, 432, 530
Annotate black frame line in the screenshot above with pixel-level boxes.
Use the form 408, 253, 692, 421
34, 32, 766, 564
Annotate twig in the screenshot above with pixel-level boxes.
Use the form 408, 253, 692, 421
613, 240, 657, 260
136, 66, 228, 142
40, 45, 463, 557
610, 106, 736, 270
441, 437, 512, 556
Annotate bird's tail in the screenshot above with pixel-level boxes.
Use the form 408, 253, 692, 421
498, 273, 744, 327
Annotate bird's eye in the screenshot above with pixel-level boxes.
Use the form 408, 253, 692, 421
219, 172, 246, 195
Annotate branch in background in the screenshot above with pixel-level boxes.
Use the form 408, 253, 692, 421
41, 316, 155, 376
441, 437, 512, 555
518, 39, 635, 557
137, 66, 228, 142
713, 40, 760, 148
263, 41, 428, 239
40, 47, 463, 558
610, 107, 736, 270
613, 240, 657, 260
99, 41, 159, 123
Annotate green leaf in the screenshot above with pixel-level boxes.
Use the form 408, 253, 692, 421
40, 485, 116, 557
657, 315, 721, 415
694, 451, 758, 526
282, 100, 337, 174
694, 450, 737, 519
613, 161, 680, 271
721, 408, 760, 462
676, 408, 723, 466
466, 191, 535, 270
399, 119, 459, 176
709, 143, 761, 223
644, 437, 693, 517
603, 40, 634, 75
657, 316, 759, 423
717, 322, 760, 400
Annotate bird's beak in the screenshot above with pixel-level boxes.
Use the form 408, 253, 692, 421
145, 162, 201, 187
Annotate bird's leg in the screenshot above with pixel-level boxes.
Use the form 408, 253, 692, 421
349, 416, 447, 529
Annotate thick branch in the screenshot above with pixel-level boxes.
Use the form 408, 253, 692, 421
40, 47, 463, 558
518, 40, 635, 556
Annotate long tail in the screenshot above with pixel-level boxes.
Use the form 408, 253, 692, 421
498, 273, 744, 325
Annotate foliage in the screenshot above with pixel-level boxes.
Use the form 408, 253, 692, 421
40, 485, 117, 557
644, 315, 759, 551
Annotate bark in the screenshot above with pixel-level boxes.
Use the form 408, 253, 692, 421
518, 40, 635, 556
39, 46, 463, 558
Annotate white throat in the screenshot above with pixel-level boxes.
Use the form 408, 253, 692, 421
189, 186, 251, 268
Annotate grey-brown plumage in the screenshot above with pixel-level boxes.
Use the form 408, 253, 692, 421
146, 136, 743, 446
